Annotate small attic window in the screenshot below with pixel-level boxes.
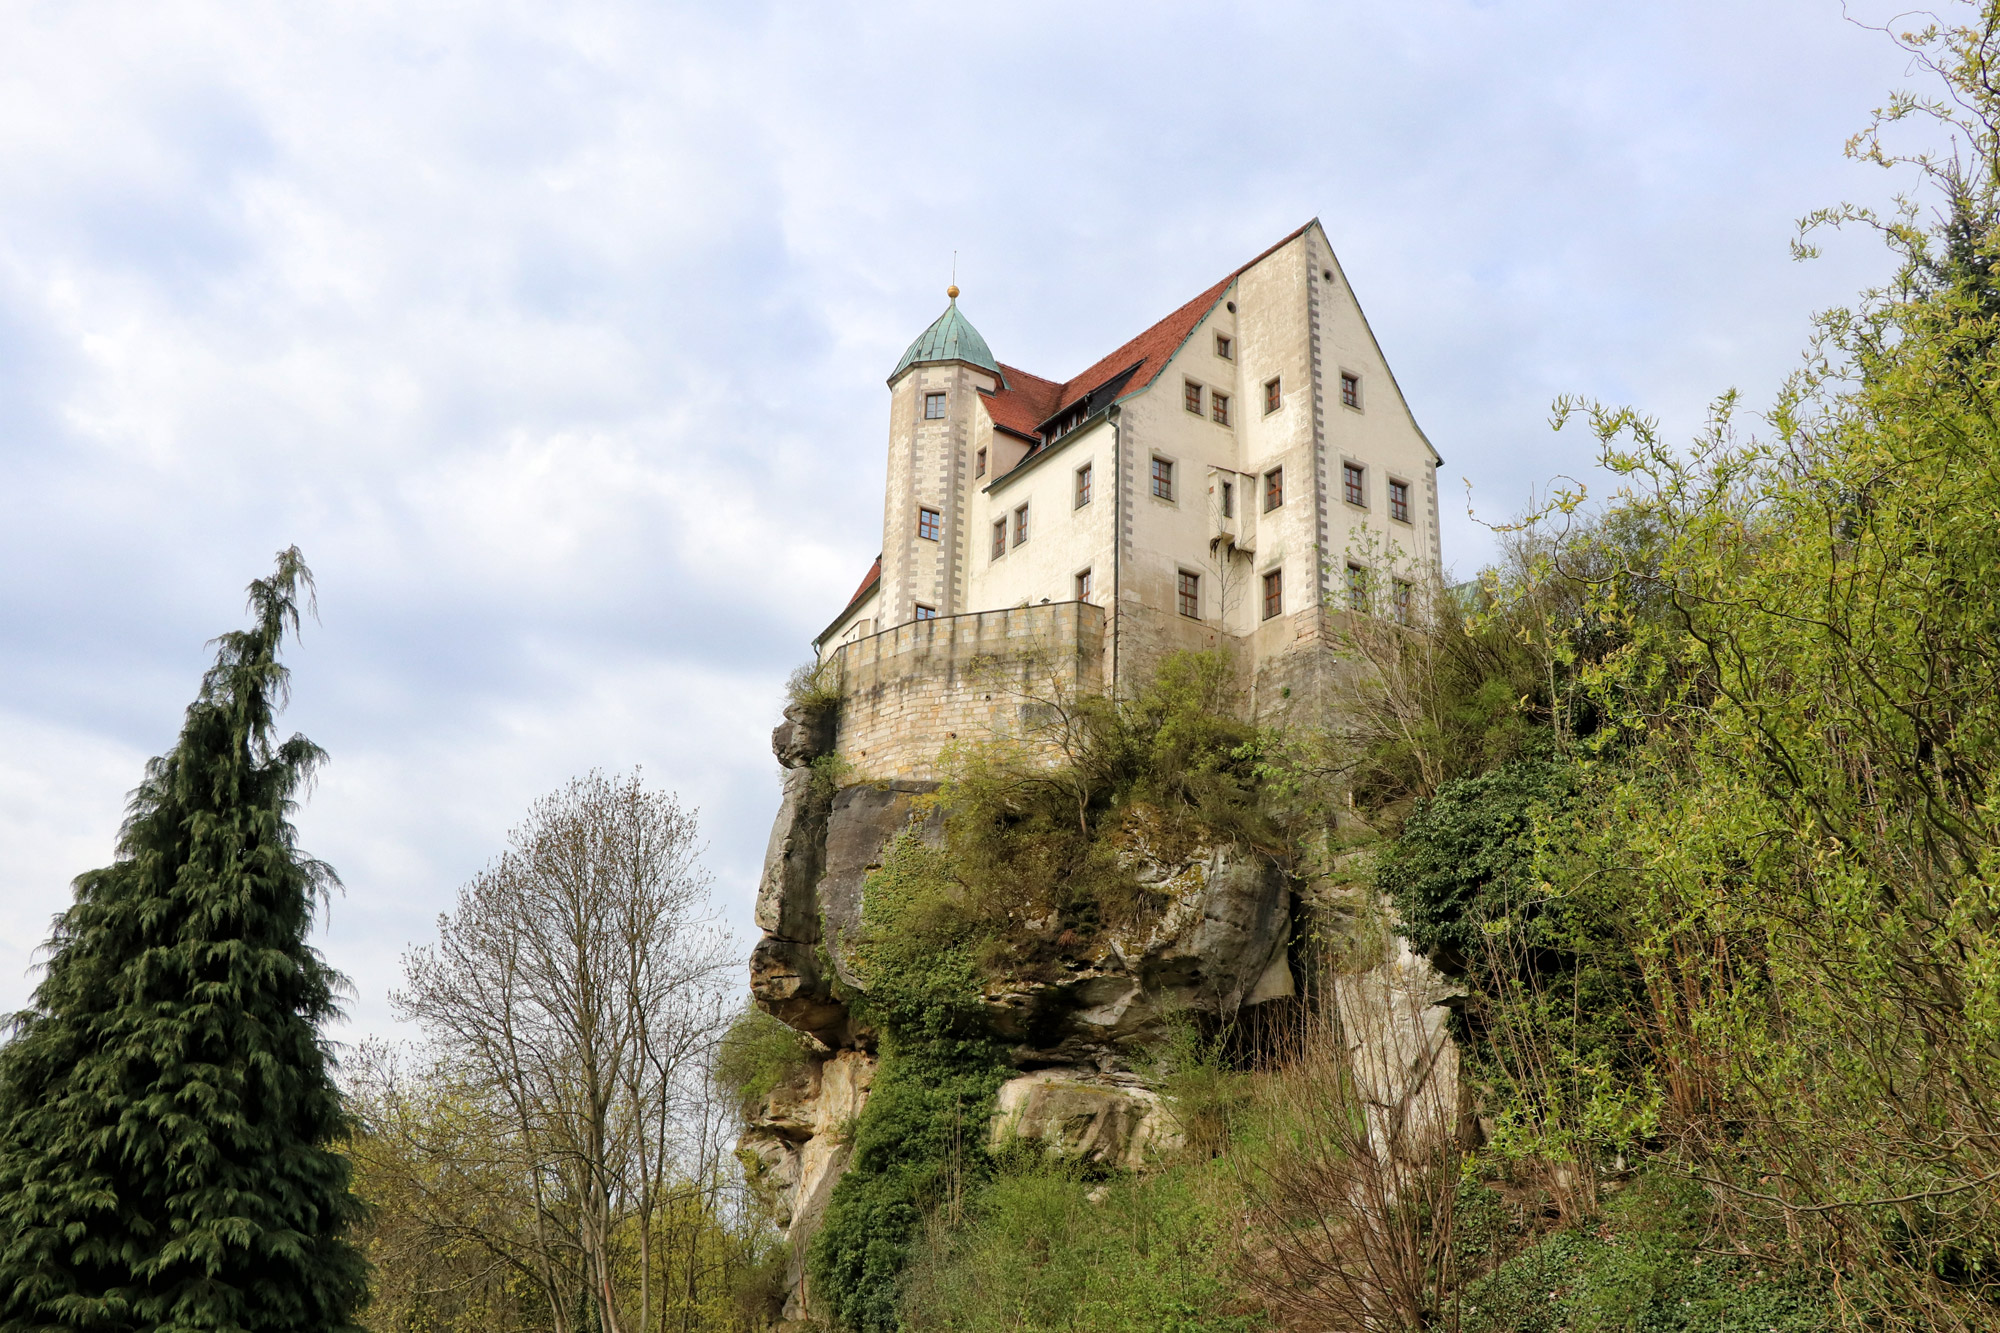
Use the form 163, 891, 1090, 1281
924, 392, 946, 419
975, 447, 987, 477
1184, 381, 1203, 414
1215, 333, 1233, 360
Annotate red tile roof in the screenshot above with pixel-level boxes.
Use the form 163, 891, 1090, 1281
977, 222, 1311, 443
980, 365, 1064, 440
845, 556, 880, 608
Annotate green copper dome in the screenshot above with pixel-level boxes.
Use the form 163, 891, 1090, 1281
890, 294, 999, 382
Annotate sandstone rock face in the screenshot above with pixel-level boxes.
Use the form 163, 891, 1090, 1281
1333, 932, 1464, 1162
989, 1070, 1179, 1171
738, 1049, 877, 1324
747, 767, 844, 1044
771, 700, 836, 770
816, 780, 942, 991
739, 768, 1463, 1320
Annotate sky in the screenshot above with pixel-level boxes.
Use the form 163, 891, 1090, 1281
0, 1, 1930, 1041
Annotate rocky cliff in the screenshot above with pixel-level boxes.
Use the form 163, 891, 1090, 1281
741, 700, 1462, 1321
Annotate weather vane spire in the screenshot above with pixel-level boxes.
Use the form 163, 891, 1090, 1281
948, 251, 959, 301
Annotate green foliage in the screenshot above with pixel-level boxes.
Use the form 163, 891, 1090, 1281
808, 835, 1009, 1333
1376, 758, 1580, 970
899, 1161, 1258, 1333
1462, 1174, 1840, 1333
785, 658, 842, 712
714, 1006, 814, 1118
0, 549, 369, 1333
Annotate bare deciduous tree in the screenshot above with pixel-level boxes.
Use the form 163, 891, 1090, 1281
394, 770, 736, 1333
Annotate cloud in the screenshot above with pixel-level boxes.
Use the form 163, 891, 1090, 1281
0, 0, 1920, 1037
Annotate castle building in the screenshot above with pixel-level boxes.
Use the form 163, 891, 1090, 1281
812, 220, 1442, 778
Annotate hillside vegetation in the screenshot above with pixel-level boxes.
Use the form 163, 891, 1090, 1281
765, 12, 2000, 1330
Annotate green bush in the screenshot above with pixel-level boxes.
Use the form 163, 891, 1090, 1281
714, 1005, 814, 1117
899, 1160, 1258, 1333
1462, 1174, 1841, 1333
1376, 758, 1579, 971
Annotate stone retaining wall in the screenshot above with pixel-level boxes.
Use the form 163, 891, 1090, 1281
828, 601, 1107, 780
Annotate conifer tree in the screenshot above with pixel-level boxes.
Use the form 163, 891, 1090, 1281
0, 548, 368, 1332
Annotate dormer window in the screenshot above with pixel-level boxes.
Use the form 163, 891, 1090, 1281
924, 392, 947, 419
1215, 333, 1233, 360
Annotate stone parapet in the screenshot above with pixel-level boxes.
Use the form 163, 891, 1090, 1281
828, 601, 1107, 781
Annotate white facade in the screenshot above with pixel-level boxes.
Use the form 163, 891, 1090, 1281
817, 221, 1443, 698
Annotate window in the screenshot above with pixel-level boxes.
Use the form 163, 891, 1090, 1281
1264, 467, 1284, 512
1392, 579, 1413, 626
1220, 480, 1234, 518
1075, 462, 1093, 507
1345, 564, 1368, 613
1264, 377, 1282, 413
916, 507, 941, 541
1389, 478, 1410, 523
1263, 568, 1283, 620
915, 603, 937, 620
991, 519, 1007, 560
1340, 373, 1360, 410
1184, 381, 1203, 414
1150, 456, 1174, 502
1215, 332, 1233, 360
1075, 568, 1093, 602
925, 392, 947, 419
1013, 503, 1030, 546
1211, 391, 1230, 426
1177, 570, 1201, 619
976, 447, 987, 478
1343, 462, 1365, 507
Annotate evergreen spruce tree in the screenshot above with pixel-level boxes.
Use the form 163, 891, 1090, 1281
0, 549, 368, 1332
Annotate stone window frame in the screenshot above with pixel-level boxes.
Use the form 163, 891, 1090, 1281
1339, 370, 1363, 412
1342, 460, 1367, 509
1211, 390, 1230, 426
1183, 379, 1203, 415
916, 506, 941, 542
1262, 566, 1283, 621
991, 518, 1007, 561
1013, 502, 1031, 547
1214, 332, 1233, 361
1345, 562, 1369, 613
1263, 376, 1282, 415
1177, 568, 1202, 620
1150, 454, 1177, 504
1264, 466, 1284, 512
924, 391, 948, 420
1388, 476, 1412, 524
1075, 461, 1093, 508
915, 603, 938, 620
1075, 567, 1093, 602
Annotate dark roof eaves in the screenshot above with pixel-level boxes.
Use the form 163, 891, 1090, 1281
983, 409, 1112, 497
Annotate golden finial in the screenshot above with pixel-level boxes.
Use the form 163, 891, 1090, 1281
948, 251, 958, 301
947, 284, 959, 300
